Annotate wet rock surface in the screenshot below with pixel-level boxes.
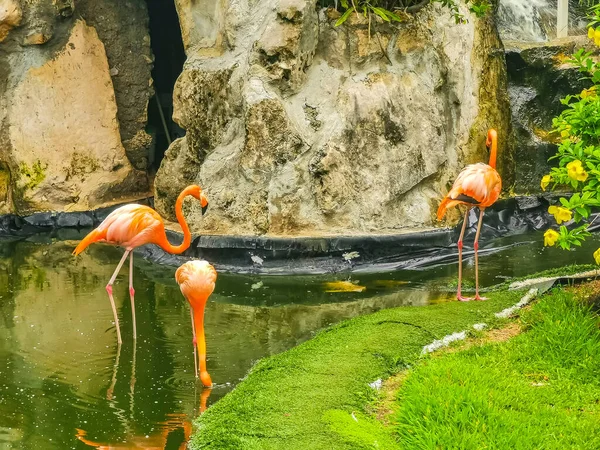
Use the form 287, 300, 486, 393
505, 37, 594, 193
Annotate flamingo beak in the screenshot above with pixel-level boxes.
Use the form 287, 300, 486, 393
201, 204, 208, 215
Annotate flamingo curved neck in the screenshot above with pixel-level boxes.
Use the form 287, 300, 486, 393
159, 187, 195, 254
488, 135, 497, 169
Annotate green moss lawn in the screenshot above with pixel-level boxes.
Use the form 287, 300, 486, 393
191, 282, 600, 449
192, 291, 524, 449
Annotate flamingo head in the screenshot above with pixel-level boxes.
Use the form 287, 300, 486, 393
187, 185, 209, 215
485, 129, 497, 149
175, 260, 217, 302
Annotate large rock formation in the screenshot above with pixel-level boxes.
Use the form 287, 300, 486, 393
155, 1, 511, 236
0, 0, 151, 215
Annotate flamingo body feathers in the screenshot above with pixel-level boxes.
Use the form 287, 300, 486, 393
437, 163, 501, 220
73, 204, 165, 255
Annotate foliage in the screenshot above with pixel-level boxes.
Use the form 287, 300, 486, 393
332, 0, 491, 28
541, 6, 600, 261
581, 1, 600, 9
395, 289, 600, 449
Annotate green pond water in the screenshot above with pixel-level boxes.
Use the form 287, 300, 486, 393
0, 231, 599, 449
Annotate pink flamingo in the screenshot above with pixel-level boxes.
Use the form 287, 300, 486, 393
73, 185, 208, 344
175, 260, 217, 387
437, 129, 501, 301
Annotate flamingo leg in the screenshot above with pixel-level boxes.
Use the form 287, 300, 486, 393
106, 250, 131, 344
129, 252, 137, 341
474, 208, 487, 301
192, 303, 212, 387
456, 208, 472, 302
190, 306, 198, 379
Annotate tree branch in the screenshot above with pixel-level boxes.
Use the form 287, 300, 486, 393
405, 0, 431, 14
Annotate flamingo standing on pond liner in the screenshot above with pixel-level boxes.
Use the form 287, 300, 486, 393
73, 185, 209, 344
437, 129, 501, 301
175, 260, 217, 387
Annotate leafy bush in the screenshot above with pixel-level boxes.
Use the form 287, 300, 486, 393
541, 7, 600, 261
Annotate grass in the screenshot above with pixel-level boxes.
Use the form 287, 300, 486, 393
489, 263, 597, 291
191, 291, 525, 449
394, 288, 600, 449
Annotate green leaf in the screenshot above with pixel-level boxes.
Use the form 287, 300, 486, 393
385, 10, 404, 22
335, 6, 354, 26
576, 207, 590, 219
371, 7, 390, 22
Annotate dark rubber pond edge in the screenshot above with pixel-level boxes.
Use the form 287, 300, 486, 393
0, 195, 593, 275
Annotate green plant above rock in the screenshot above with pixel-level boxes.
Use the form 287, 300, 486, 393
331, 0, 491, 27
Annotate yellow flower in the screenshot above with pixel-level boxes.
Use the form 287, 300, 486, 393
582, 89, 591, 98
582, 86, 597, 99
540, 175, 551, 191
594, 248, 600, 265
566, 159, 588, 182
589, 27, 595, 39
544, 229, 559, 247
548, 205, 572, 224
560, 129, 570, 138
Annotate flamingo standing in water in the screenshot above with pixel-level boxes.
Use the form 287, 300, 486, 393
437, 129, 501, 301
73, 185, 209, 344
175, 260, 217, 387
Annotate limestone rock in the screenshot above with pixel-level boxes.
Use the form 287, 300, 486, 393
0, 0, 22, 42
241, 96, 305, 182
175, 0, 227, 55
53, 0, 73, 18
172, 65, 238, 152
253, 0, 319, 94
23, 29, 51, 45
6, 20, 148, 213
153, 2, 511, 236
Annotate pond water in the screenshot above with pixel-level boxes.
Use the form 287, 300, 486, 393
1, 231, 599, 449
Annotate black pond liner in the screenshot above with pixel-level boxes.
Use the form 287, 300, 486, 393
0, 195, 596, 275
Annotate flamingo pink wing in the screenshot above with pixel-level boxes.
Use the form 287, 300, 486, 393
448, 163, 501, 206
100, 204, 163, 248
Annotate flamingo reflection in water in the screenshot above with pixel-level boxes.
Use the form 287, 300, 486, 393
75, 412, 197, 449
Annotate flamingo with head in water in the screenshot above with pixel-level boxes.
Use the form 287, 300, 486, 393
437, 129, 501, 301
175, 260, 217, 387
73, 185, 209, 344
